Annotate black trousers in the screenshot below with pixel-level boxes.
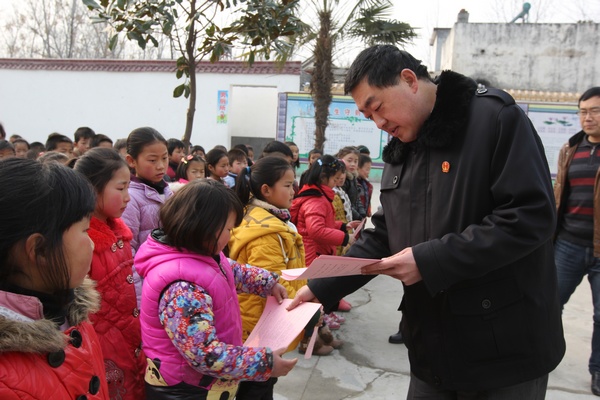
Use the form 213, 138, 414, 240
407, 373, 548, 400
235, 377, 278, 400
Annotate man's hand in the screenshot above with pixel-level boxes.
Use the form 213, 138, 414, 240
361, 247, 422, 285
286, 286, 317, 310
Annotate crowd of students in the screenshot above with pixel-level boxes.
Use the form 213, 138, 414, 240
0, 123, 374, 400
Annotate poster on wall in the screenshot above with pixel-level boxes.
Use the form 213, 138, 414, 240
276, 93, 388, 164
521, 102, 579, 177
217, 90, 228, 124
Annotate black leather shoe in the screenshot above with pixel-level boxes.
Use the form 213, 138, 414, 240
388, 330, 404, 344
592, 371, 600, 396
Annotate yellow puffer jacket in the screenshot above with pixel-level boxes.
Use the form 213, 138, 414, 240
229, 202, 307, 349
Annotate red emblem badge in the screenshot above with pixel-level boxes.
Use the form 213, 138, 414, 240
442, 161, 450, 173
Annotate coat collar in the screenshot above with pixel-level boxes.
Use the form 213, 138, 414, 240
88, 216, 133, 252
0, 277, 100, 353
382, 70, 478, 165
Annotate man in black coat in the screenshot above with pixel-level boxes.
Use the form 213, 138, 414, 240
288, 45, 565, 399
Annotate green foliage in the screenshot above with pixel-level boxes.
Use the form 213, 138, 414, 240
81, 0, 303, 145
346, 3, 417, 46
82, 0, 302, 69
299, 0, 416, 149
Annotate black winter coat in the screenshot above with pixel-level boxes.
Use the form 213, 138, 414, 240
309, 71, 565, 391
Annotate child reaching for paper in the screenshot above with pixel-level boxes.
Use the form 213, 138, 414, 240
134, 179, 297, 400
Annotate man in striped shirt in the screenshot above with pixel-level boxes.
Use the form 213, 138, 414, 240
554, 86, 600, 396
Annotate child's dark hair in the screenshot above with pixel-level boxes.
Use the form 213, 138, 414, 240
38, 151, 69, 165
160, 179, 243, 255
232, 143, 249, 156
91, 134, 113, 148
74, 148, 129, 193
305, 154, 344, 186
126, 127, 167, 159
0, 140, 15, 155
227, 148, 247, 165
114, 138, 127, 152
261, 140, 293, 160
26, 142, 45, 160
336, 146, 360, 159
167, 138, 185, 155
0, 123, 5, 140
357, 145, 370, 155
175, 154, 205, 181
205, 148, 228, 177
285, 141, 300, 168
359, 154, 372, 168
236, 155, 293, 204
0, 158, 95, 300
74, 127, 96, 143
191, 145, 205, 155
308, 148, 323, 159
13, 138, 30, 149
45, 133, 73, 151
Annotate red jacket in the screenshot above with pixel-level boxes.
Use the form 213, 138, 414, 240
290, 184, 348, 266
88, 217, 145, 400
0, 278, 109, 400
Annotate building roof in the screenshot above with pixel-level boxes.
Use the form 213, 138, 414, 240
0, 58, 301, 75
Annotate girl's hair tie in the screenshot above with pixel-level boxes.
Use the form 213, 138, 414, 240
181, 154, 194, 164
317, 159, 323, 166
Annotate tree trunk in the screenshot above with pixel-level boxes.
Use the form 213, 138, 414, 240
311, 10, 333, 151
182, 1, 197, 149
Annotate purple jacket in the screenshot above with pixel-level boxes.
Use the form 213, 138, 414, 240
121, 180, 173, 253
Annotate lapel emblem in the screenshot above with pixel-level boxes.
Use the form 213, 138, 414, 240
442, 161, 450, 173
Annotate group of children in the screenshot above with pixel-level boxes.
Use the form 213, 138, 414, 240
0, 122, 374, 400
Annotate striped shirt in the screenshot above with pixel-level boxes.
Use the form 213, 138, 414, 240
558, 136, 600, 247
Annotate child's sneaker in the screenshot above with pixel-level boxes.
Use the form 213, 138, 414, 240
331, 312, 346, 324
323, 313, 341, 330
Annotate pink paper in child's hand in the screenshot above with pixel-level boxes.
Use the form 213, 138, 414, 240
244, 297, 321, 351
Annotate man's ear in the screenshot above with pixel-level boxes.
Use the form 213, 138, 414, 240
400, 69, 419, 92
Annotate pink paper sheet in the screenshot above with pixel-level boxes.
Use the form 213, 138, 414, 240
243, 297, 322, 351
279, 255, 382, 281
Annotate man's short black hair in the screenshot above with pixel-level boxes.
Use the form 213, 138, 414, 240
344, 45, 431, 95
579, 87, 600, 105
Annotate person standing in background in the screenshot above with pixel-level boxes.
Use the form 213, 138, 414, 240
554, 86, 600, 396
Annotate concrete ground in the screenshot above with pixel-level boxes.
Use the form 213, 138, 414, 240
273, 182, 598, 400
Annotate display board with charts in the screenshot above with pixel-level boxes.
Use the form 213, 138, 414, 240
276, 93, 388, 164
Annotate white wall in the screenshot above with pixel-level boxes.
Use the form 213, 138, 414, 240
0, 60, 300, 149
228, 85, 279, 139
436, 22, 599, 92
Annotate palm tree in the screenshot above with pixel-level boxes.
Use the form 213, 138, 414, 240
299, 1, 416, 150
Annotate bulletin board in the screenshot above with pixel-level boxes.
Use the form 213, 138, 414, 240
518, 102, 579, 177
276, 93, 388, 163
